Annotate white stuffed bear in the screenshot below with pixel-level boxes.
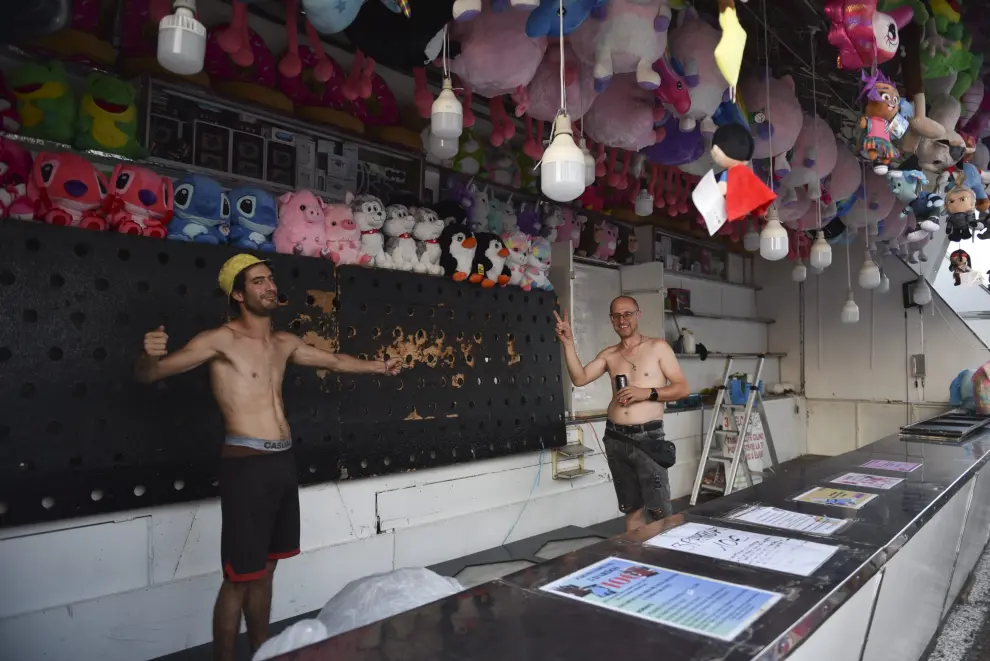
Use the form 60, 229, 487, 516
383, 204, 419, 271
352, 194, 392, 269
412, 207, 446, 276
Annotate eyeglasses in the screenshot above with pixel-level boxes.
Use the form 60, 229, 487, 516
609, 311, 639, 322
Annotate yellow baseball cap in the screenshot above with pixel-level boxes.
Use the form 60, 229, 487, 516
218, 254, 271, 297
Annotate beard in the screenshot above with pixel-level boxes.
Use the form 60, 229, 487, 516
242, 295, 277, 317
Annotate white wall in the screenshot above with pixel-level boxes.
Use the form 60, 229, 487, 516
758, 243, 990, 455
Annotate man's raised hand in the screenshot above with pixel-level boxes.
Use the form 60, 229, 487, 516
554, 310, 574, 345
144, 326, 169, 358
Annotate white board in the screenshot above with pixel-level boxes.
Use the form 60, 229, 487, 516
571, 262, 621, 415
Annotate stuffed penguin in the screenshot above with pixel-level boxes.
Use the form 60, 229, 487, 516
439, 222, 479, 282
472, 232, 511, 288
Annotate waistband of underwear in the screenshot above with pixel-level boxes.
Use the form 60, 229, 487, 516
224, 436, 292, 452
605, 419, 664, 434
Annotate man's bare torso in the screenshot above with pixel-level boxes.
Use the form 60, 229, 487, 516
603, 338, 668, 425
207, 325, 295, 457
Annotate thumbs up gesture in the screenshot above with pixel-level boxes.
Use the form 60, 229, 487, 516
144, 326, 169, 357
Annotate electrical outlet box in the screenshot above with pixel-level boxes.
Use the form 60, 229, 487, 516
912, 354, 927, 378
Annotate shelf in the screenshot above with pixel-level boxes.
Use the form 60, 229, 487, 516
669, 312, 776, 324
664, 269, 761, 291
675, 352, 787, 359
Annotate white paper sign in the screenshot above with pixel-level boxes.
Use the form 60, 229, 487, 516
829, 472, 904, 490
727, 505, 847, 536
646, 522, 838, 577
693, 170, 728, 236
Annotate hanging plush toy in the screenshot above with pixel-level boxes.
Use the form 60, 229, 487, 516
453, 0, 539, 22
228, 187, 278, 251
738, 72, 803, 178
205, 22, 292, 113
273, 190, 329, 258
945, 183, 981, 241
710, 122, 777, 222
9, 60, 76, 143
104, 165, 173, 238
668, 7, 729, 133
28, 152, 108, 230
857, 70, 902, 175
824, 0, 914, 70
440, 221, 480, 282
949, 249, 974, 286
168, 175, 231, 244
75, 74, 144, 158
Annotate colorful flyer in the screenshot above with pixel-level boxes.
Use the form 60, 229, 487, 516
860, 459, 922, 473
540, 557, 782, 642
727, 505, 848, 536
829, 472, 904, 490
792, 487, 877, 510
646, 522, 838, 577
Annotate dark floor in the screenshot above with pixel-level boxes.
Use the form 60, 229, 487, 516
155, 454, 827, 661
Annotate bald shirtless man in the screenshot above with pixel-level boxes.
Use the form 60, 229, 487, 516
134, 254, 402, 661
555, 295, 689, 532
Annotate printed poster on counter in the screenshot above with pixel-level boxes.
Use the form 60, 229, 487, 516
829, 472, 904, 490
859, 459, 922, 473
727, 505, 848, 536
792, 487, 878, 510
646, 522, 838, 577
540, 557, 782, 642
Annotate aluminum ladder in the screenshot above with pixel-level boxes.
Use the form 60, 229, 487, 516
689, 355, 780, 506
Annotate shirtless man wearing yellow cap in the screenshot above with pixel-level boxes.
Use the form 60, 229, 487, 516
134, 254, 401, 661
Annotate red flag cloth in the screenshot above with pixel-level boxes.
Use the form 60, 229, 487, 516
725, 165, 777, 222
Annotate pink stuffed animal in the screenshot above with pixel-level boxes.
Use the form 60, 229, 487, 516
556, 207, 584, 248
738, 72, 803, 176
0, 138, 33, 220
841, 170, 895, 231
274, 190, 329, 258
824, 0, 913, 71
584, 74, 664, 151
503, 230, 532, 289
591, 220, 618, 261
28, 152, 109, 231
827, 138, 863, 203
668, 7, 727, 133
325, 195, 371, 265
654, 57, 691, 117
512, 43, 597, 121
569, 0, 672, 92
780, 114, 839, 202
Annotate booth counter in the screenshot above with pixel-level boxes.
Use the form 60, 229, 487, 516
270, 431, 990, 661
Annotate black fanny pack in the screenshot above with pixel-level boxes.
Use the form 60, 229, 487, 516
605, 423, 676, 469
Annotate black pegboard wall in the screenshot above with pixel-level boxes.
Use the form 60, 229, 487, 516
0, 221, 565, 528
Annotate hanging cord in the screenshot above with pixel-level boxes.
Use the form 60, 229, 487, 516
442, 25, 449, 79
558, 0, 566, 116
863, 161, 870, 252
810, 27, 821, 232
762, 0, 772, 190
845, 235, 852, 290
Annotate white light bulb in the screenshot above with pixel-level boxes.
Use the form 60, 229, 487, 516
158, 0, 207, 76
759, 207, 789, 261
743, 226, 760, 252
429, 131, 459, 160
809, 231, 832, 270
541, 114, 587, 202
792, 261, 807, 282
635, 189, 654, 216
877, 272, 890, 294
841, 291, 860, 324
580, 137, 595, 186
858, 252, 881, 289
913, 278, 932, 306
431, 78, 463, 140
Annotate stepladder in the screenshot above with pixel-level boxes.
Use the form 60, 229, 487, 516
690, 355, 780, 506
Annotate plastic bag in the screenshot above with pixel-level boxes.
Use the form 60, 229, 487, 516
317, 568, 463, 639
972, 365, 990, 415
950, 369, 976, 409
253, 619, 329, 661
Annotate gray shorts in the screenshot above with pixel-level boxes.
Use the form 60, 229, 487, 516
603, 420, 673, 518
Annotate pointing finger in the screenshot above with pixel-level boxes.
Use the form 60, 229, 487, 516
553, 310, 563, 323
563, 311, 569, 324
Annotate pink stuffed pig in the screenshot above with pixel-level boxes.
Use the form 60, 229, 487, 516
668, 7, 727, 133
274, 190, 328, 258
584, 74, 664, 151
780, 113, 839, 201
512, 43, 597, 121
324, 195, 371, 265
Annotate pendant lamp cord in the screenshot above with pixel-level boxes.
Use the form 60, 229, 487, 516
442, 25, 449, 79
558, 0, 566, 117
762, 0, 772, 190
810, 26, 821, 232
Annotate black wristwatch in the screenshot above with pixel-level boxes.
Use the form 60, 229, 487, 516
649, 388, 659, 402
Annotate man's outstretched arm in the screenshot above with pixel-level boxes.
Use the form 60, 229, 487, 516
284, 333, 402, 375
135, 326, 223, 384
554, 310, 608, 387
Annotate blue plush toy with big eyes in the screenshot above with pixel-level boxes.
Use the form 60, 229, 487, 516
167, 175, 232, 245
228, 186, 278, 251
525, 0, 609, 38
303, 0, 400, 34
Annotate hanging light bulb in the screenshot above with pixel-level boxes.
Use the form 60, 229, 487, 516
541, 113, 586, 202
431, 78, 463, 140
841, 291, 860, 324
792, 260, 807, 282
580, 137, 595, 186
428, 131, 459, 160
913, 278, 932, 306
743, 220, 760, 252
858, 252, 881, 289
760, 205, 788, 261
877, 271, 890, 294
809, 231, 832, 270
635, 188, 654, 216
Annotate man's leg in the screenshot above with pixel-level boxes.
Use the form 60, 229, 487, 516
244, 560, 277, 653
623, 508, 647, 532
213, 581, 248, 661
603, 434, 646, 531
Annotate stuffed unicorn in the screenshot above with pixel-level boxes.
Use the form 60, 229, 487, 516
503, 231, 532, 289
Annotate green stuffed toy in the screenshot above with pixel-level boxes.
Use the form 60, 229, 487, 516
452, 130, 484, 176
75, 73, 144, 157
9, 60, 76, 143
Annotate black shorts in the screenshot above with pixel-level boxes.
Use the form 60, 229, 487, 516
603, 420, 673, 518
219, 451, 301, 582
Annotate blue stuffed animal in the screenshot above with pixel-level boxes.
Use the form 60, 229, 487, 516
303, 0, 399, 34
228, 187, 278, 251
167, 175, 232, 245
525, 0, 608, 37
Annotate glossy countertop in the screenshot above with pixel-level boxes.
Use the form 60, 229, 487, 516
274, 431, 990, 661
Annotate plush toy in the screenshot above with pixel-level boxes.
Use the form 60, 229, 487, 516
167, 175, 231, 244
412, 206, 446, 275
857, 70, 902, 175
28, 152, 108, 230
227, 187, 277, 251
349, 67, 400, 128
780, 114, 839, 202
710, 123, 777, 222
74, 74, 143, 158
887, 170, 943, 233
0, 72, 21, 133
205, 24, 292, 113
913, 94, 969, 176
9, 60, 76, 143
324, 196, 370, 265
524, 236, 553, 290
654, 56, 692, 118
541, 203, 564, 242
584, 74, 665, 151
516, 202, 542, 236
440, 222, 480, 282
274, 190, 329, 258
824, 0, 913, 70
841, 169, 897, 231
0, 138, 34, 220
471, 233, 511, 287
503, 230, 532, 288
466, 183, 491, 234
738, 72, 803, 176
949, 249, 973, 285
302, 0, 399, 34
944, 184, 980, 241
453, 0, 539, 22
668, 7, 728, 132
591, 219, 619, 261
452, 130, 485, 175
352, 194, 391, 268
525, 0, 604, 37
103, 165, 173, 238
383, 204, 419, 270
828, 138, 865, 204
643, 115, 705, 166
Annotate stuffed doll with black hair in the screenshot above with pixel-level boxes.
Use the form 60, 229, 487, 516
710, 123, 777, 222
949, 249, 973, 286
